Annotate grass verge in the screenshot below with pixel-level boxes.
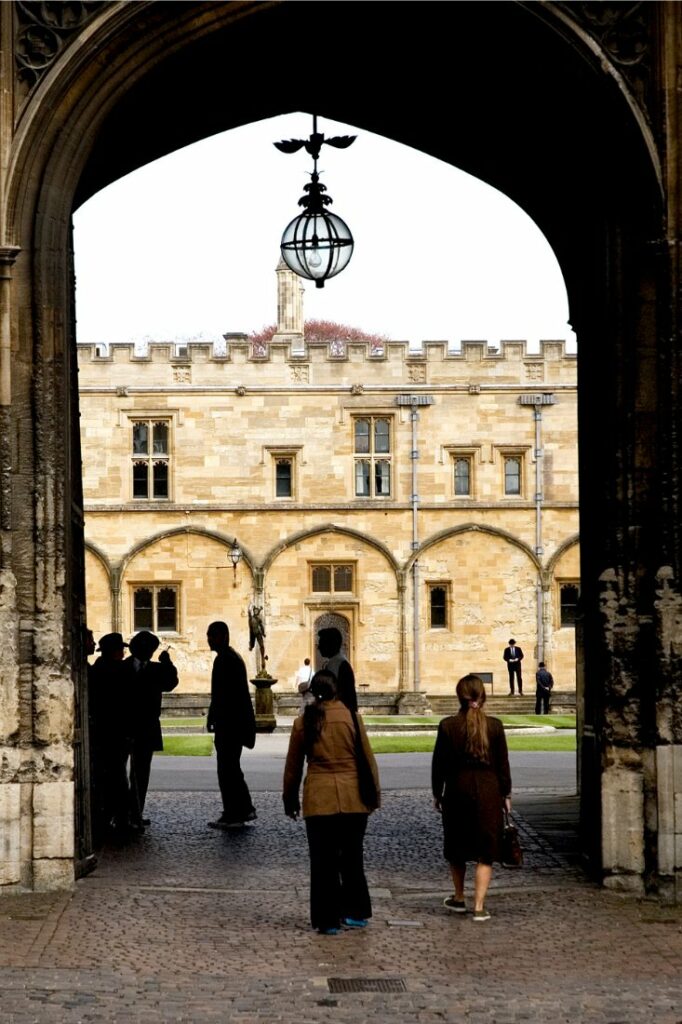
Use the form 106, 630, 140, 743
368, 733, 576, 754
158, 736, 214, 756
160, 717, 206, 730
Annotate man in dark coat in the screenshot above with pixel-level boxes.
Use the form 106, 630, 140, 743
122, 630, 178, 829
317, 627, 358, 712
89, 632, 130, 840
206, 620, 257, 828
503, 639, 524, 696
535, 661, 554, 715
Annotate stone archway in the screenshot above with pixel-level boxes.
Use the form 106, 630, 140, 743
1, 2, 680, 897
313, 613, 351, 674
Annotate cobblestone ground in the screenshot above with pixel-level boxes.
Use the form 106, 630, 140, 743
1, 790, 681, 1023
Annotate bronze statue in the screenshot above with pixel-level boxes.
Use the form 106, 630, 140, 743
248, 603, 267, 675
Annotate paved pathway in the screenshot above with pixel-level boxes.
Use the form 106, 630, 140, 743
1, 757, 681, 1022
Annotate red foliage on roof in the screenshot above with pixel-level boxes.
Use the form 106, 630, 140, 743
250, 319, 389, 353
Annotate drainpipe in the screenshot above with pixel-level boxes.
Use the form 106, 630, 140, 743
534, 404, 544, 664
411, 403, 420, 693
519, 393, 556, 663
396, 394, 434, 693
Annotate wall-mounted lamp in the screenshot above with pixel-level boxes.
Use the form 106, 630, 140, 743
275, 114, 355, 288
230, 538, 242, 588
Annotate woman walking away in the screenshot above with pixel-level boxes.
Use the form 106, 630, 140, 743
432, 673, 512, 922
283, 670, 380, 935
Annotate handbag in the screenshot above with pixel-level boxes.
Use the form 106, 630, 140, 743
501, 807, 523, 867
350, 710, 379, 811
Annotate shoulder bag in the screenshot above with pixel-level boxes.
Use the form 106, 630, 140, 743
350, 709, 379, 811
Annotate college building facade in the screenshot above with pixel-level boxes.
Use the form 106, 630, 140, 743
79, 269, 579, 701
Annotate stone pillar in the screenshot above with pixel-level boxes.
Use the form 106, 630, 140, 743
272, 259, 305, 350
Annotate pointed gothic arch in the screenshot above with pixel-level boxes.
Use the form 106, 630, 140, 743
0, 1, 678, 898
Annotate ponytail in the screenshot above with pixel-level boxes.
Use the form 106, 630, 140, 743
302, 670, 337, 756
456, 673, 490, 763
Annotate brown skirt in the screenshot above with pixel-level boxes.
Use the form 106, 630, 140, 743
441, 765, 504, 865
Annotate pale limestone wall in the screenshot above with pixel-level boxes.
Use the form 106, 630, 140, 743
549, 542, 581, 685
264, 531, 400, 692
79, 338, 579, 695
84, 550, 112, 643
416, 530, 539, 693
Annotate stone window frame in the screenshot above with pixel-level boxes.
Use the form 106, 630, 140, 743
130, 582, 181, 635
494, 445, 531, 499
263, 445, 303, 500
442, 445, 481, 499
352, 414, 393, 499
427, 581, 451, 630
557, 580, 580, 628
127, 412, 176, 503
309, 561, 356, 595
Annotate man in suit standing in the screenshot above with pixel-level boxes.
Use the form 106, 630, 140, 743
535, 661, 554, 715
206, 620, 257, 828
123, 630, 179, 830
503, 638, 524, 696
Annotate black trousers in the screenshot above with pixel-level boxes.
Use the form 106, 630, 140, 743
214, 733, 255, 822
535, 689, 550, 715
305, 813, 371, 930
507, 663, 523, 693
129, 741, 154, 823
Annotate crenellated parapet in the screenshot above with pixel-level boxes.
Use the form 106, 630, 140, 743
77, 337, 576, 390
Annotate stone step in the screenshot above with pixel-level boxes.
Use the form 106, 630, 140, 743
161, 691, 576, 718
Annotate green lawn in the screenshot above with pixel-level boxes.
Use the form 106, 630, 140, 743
160, 717, 206, 730
156, 732, 576, 756
369, 733, 575, 754
158, 735, 214, 756
498, 714, 575, 729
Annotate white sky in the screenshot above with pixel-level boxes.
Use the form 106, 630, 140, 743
73, 112, 576, 351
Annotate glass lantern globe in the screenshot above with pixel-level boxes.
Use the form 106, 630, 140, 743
280, 208, 354, 288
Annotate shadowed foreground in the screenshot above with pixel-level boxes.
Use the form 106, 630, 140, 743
0, 785, 680, 1023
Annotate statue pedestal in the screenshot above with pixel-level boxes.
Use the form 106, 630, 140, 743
251, 677, 277, 733
396, 691, 431, 715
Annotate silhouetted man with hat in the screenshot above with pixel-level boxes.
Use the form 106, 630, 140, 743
122, 630, 178, 830
90, 632, 129, 841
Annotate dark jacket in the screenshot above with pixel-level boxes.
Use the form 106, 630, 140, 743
503, 645, 524, 664
207, 645, 256, 749
323, 652, 358, 712
122, 654, 179, 751
536, 668, 554, 691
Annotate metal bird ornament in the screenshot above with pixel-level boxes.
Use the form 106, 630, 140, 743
274, 130, 356, 162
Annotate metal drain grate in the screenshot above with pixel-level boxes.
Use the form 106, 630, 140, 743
328, 977, 407, 994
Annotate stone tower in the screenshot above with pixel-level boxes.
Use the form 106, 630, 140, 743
272, 258, 304, 350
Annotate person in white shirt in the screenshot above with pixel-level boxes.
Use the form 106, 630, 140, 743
296, 657, 314, 712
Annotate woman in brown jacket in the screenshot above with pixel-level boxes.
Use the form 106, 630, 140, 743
431, 673, 512, 922
283, 670, 380, 935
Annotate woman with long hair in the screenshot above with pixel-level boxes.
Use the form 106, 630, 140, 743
431, 673, 512, 922
283, 669, 380, 935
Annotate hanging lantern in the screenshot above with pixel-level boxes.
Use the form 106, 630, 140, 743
280, 172, 354, 287
275, 115, 356, 288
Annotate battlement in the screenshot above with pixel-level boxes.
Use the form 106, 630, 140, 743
77, 336, 576, 390
78, 336, 575, 367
